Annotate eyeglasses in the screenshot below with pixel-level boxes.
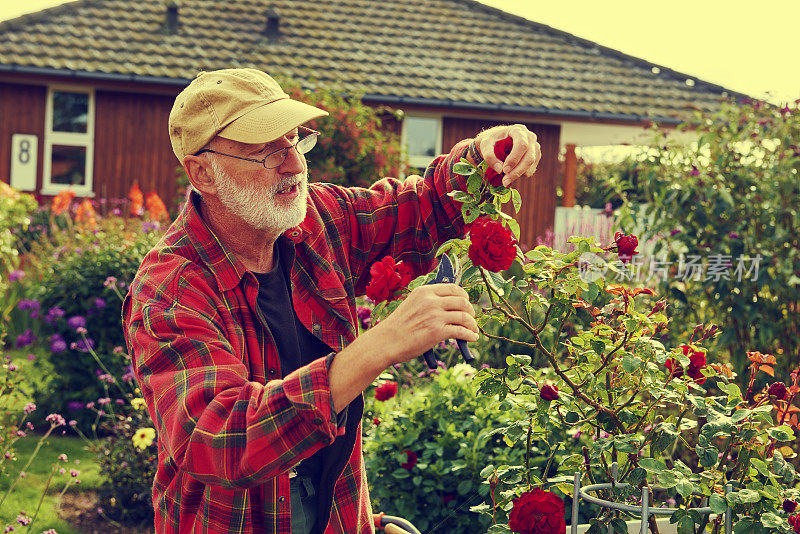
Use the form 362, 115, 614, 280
195, 126, 320, 169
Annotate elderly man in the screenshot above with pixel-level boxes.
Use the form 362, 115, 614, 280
123, 68, 541, 534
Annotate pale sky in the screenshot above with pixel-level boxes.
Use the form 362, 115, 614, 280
1, 0, 798, 105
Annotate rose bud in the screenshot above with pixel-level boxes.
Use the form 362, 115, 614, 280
540, 384, 559, 401
783, 499, 798, 513
613, 231, 639, 263
769, 382, 788, 400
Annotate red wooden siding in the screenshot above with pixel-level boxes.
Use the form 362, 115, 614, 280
442, 117, 560, 247
93, 90, 180, 204
0, 82, 46, 187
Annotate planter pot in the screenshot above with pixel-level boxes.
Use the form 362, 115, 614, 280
569, 472, 733, 534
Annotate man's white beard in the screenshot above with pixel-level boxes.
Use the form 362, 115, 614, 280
210, 157, 308, 234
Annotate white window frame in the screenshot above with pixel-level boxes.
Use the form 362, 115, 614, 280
41, 85, 95, 197
401, 113, 442, 170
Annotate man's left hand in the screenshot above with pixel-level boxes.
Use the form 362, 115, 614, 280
475, 124, 542, 187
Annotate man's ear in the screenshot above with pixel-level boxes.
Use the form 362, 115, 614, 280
182, 154, 218, 196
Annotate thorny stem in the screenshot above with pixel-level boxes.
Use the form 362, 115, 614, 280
543, 442, 561, 483
525, 418, 532, 488
478, 326, 538, 349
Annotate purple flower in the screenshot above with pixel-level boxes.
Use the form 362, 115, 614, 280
602, 202, 614, 218
50, 334, 67, 353
68, 401, 84, 412
8, 363, 18, 372
94, 298, 106, 309
727, 231, 740, 239
112, 208, 121, 216
15, 329, 36, 348
74, 338, 95, 352
670, 229, 682, 236
690, 166, 700, 176
67, 315, 86, 330
122, 365, 135, 383
17, 299, 40, 311
356, 306, 372, 328
142, 221, 160, 232
27, 353, 35, 361
45, 306, 65, 325
9, 270, 25, 282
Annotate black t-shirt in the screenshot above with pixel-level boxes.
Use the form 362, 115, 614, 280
252, 242, 332, 479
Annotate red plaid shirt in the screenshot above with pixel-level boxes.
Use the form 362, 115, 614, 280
122, 140, 474, 533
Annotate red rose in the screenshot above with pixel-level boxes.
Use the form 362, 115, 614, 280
374, 381, 398, 401
366, 257, 412, 304
373, 417, 381, 426
665, 358, 683, 379
468, 217, 518, 272
783, 499, 797, 513
769, 382, 788, 400
613, 232, 639, 263
540, 385, 559, 401
484, 167, 504, 187
680, 345, 707, 384
494, 136, 514, 161
508, 487, 566, 534
400, 450, 418, 470
791, 514, 800, 534
481, 136, 513, 187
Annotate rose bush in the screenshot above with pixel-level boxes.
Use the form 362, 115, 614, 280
369, 150, 800, 534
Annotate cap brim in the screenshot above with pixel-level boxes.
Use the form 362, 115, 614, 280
217, 98, 328, 144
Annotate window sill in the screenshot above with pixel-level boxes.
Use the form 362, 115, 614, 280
40, 188, 95, 198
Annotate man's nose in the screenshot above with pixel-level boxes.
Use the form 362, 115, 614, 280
279, 145, 306, 174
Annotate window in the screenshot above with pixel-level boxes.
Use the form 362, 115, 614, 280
42, 87, 95, 196
402, 115, 442, 172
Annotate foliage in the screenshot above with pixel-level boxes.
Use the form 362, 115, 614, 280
0, 348, 82, 534
363, 363, 540, 533
279, 78, 407, 187
610, 98, 800, 375
372, 153, 800, 534
19, 211, 163, 433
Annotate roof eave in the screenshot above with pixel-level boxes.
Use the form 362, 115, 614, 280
362, 94, 685, 126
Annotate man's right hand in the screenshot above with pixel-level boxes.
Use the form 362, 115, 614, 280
367, 284, 479, 367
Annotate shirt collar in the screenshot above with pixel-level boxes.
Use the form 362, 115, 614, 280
182, 190, 310, 292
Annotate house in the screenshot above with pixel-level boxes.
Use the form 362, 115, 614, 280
0, 0, 748, 245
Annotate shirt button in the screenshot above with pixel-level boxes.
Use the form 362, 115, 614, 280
279, 496, 286, 503
268, 368, 277, 376
312, 323, 321, 332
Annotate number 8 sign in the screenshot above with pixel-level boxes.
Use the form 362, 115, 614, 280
11, 134, 38, 191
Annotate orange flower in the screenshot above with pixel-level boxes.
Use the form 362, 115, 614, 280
128, 183, 144, 216
51, 190, 75, 216
747, 351, 777, 377
145, 191, 168, 221
75, 198, 97, 228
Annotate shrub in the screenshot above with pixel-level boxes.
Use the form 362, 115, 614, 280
612, 98, 800, 374
363, 363, 562, 533
280, 78, 407, 187
23, 215, 164, 432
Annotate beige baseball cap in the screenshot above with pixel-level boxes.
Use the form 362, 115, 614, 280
168, 68, 328, 162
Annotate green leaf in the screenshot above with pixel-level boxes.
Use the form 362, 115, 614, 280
738, 489, 761, 503
512, 188, 522, 213
610, 518, 628, 534
480, 464, 495, 478
457, 480, 473, 495
697, 445, 719, 468
760, 512, 783, 528
462, 204, 480, 224
709, 494, 727, 514
467, 173, 483, 194
767, 425, 794, 442
507, 219, 520, 240
676, 479, 695, 498
628, 467, 646, 487
454, 162, 476, 175
677, 517, 695, 534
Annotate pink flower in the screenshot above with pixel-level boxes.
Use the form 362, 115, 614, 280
58, 454, 68, 462
45, 414, 66, 427
23, 402, 36, 414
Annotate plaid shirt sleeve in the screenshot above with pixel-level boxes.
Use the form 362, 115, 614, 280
123, 263, 345, 490
312, 138, 477, 292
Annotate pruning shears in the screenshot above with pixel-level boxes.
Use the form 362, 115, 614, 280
419, 254, 476, 369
